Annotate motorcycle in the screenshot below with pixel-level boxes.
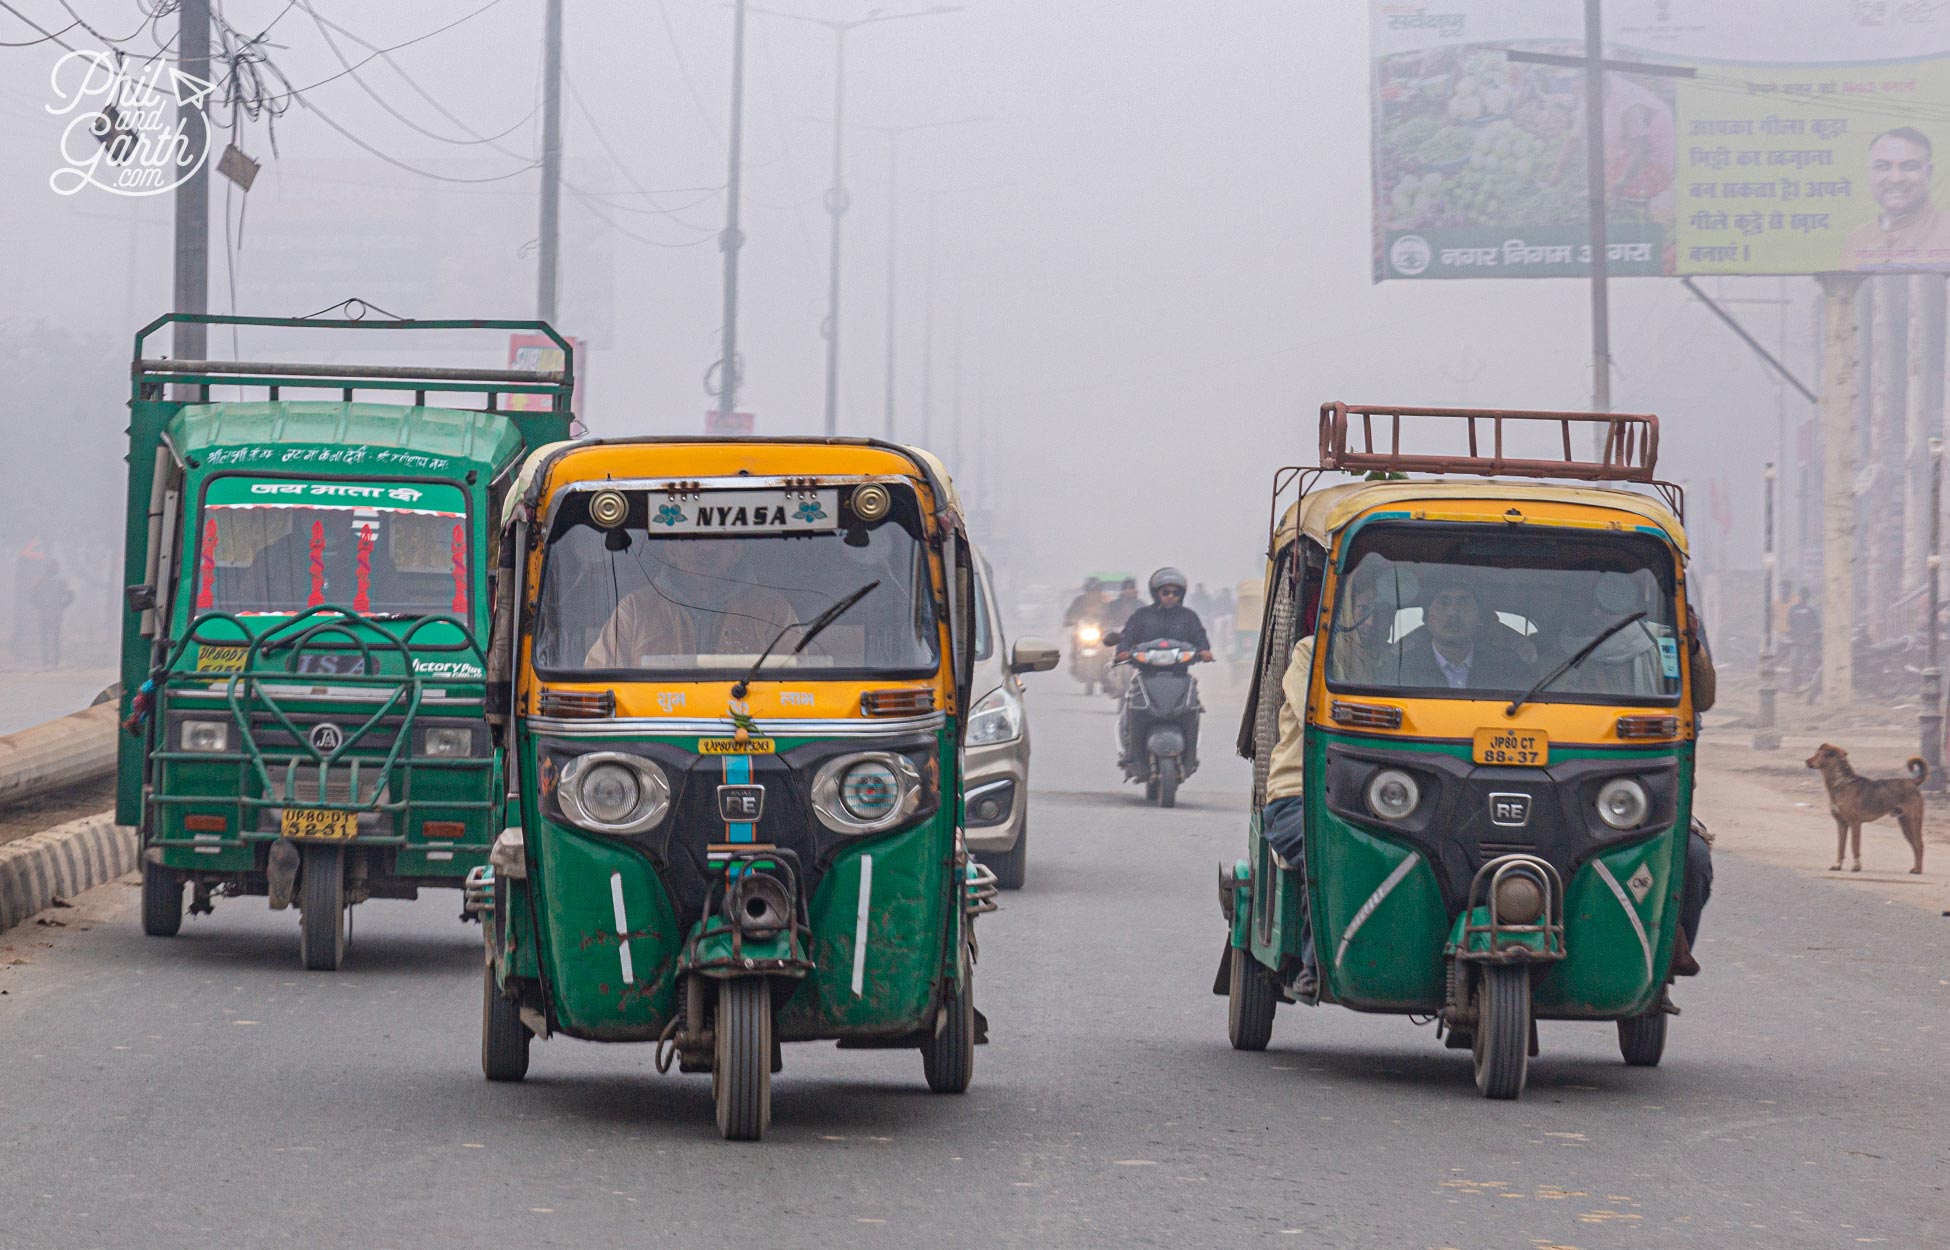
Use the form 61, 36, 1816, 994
1106, 634, 1204, 808
1070, 619, 1110, 695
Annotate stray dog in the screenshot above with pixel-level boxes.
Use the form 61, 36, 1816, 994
1805, 743, 1927, 874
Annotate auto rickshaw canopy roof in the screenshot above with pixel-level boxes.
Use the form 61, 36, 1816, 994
1276, 479, 1689, 559
169, 401, 524, 474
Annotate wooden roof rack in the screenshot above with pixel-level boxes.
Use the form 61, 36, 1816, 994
1318, 401, 1660, 484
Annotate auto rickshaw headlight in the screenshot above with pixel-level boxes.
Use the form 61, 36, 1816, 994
812, 752, 924, 835
1492, 872, 1546, 924
1595, 777, 1649, 830
1365, 768, 1420, 821
559, 752, 671, 834
180, 719, 230, 753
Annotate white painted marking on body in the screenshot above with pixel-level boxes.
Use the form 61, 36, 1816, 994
851, 855, 874, 997
609, 871, 634, 985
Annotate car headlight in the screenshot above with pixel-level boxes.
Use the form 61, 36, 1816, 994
423, 726, 475, 758
966, 686, 1023, 746
1595, 777, 1649, 830
558, 752, 671, 834
180, 719, 230, 753
812, 751, 925, 835
1366, 768, 1420, 821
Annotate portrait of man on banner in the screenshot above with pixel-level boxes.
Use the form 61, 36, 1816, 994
1841, 127, 1950, 270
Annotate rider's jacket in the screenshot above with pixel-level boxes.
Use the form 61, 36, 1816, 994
1116, 603, 1211, 653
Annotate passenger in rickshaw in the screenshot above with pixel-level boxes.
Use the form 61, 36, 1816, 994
1394, 578, 1533, 690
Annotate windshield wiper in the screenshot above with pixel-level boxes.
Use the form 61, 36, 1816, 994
731, 580, 881, 699
1504, 611, 1647, 718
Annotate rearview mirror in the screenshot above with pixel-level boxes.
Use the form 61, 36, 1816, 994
1008, 636, 1061, 674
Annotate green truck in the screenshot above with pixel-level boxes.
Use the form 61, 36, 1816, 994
117, 314, 576, 969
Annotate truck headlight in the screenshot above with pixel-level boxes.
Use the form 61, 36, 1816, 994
423, 726, 475, 758
965, 686, 1022, 746
1595, 777, 1649, 830
180, 719, 230, 753
812, 752, 925, 835
558, 752, 671, 834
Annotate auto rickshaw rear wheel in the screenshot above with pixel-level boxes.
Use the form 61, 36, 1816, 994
714, 978, 773, 1140
298, 844, 348, 971
140, 860, 183, 937
481, 960, 531, 1080
1472, 964, 1531, 1099
1226, 947, 1276, 1051
1617, 1010, 1667, 1067
923, 964, 976, 1094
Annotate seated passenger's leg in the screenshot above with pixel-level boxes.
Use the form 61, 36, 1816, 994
1262, 795, 1314, 977
1681, 818, 1713, 946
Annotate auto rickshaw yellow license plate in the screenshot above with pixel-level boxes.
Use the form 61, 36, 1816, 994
1473, 728, 1548, 766
281, 808, 357, 839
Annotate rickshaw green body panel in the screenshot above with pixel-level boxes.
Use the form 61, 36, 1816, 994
499, 729, 961, 1044
1244, 730, 1691, 1021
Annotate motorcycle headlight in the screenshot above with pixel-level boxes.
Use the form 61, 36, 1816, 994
179, 719, 230, 753
1077, 624, 1101, 644
1595, 777, 1649, 830
559, 752, 671, 834
966, 686, 1023, 746
423, 726, 475, 758
1366, 768, 1420, 821
812, 751, 925, 835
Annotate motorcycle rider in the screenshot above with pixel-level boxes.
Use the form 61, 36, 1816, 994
1101, 577, 1142, 633
1063, 577, 1107, 630
1114, 567, 1215, 771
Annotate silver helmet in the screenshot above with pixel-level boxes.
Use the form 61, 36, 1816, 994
1148, 566, 1188, 600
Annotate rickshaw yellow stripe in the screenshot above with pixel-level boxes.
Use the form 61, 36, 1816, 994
609, 871, 635, 985
851, 855, 874, 997
1591, 859, 1654, 980
1333, 852, 1422, 972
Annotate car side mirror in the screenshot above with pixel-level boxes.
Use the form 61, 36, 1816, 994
125, 584, 156, 613
1100, 630, 1122, 649
1009, 636, 1061, 674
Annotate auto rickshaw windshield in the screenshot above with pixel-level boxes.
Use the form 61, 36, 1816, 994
533, 492, 940, 679
1325, 524, 1680, 704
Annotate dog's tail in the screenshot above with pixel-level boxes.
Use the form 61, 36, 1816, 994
1908, 756, 1930, 784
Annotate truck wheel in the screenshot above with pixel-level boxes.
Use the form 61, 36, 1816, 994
714, 978, 773, 1140
481, 961, 531, 1081
1617, 1010, 1667, 1067
1473, 965, 1531, 1099
987, 822, 1028, 891
140, 860, 183, 937
1157, 758, 1180, 808
923, 966, 976, 1094
298, 844, 348, 971
1226, 947, 1277, 1051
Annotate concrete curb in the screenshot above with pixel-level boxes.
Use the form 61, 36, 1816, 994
0, 812, 135, 934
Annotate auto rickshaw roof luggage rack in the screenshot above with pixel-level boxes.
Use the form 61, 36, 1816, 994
1318, 401, 1660, 484
130, 312, 575, 418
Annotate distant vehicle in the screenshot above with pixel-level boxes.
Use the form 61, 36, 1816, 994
117, 314, 576, 970
964, 551, 1058, 889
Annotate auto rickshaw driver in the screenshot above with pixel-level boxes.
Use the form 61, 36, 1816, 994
583, 538, 798, 668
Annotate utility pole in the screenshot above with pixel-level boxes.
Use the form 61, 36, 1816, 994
172, 0, 211, 381
1754, 462, 1781, 749
1922, 438, 1944, 792
717, 0, 750, 429
537, 0, 564, 322
746, 7, 962, 436
920, 192, 937, 448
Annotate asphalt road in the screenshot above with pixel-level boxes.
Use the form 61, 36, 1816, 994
1, 677, 1945, 1250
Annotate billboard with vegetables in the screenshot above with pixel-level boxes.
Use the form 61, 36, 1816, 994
1371, 1, 1950, 280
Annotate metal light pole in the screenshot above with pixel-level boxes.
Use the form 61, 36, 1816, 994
172, 0, 211, 387
1754, 462, 1782, 749
1581, 0, 1609, 450
537, 0, 563, 322
1922, 438, 1945, 792
745, 7, 962, 436
716, 0, 750, 429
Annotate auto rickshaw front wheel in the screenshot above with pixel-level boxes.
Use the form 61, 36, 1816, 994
481, 961, 532, 1081
298, 844, 348, 971
923, 967, 976, 1094
1472, 964, 1531, 1099
1617, 1010, 1667, 1067
714, 978, 773, 1140
140, 860, 183, 937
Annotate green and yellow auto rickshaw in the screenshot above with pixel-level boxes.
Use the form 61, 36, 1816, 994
118, 313, 575, 969
1222, 403, 1700, 1098
475, 437, 998, 1139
